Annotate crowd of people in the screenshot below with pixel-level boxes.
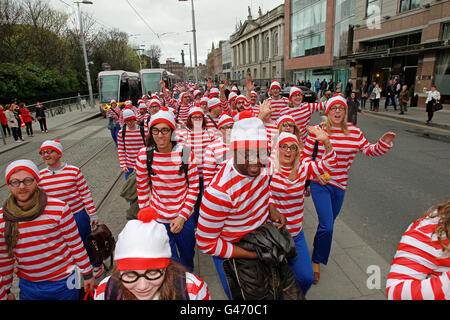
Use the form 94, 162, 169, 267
0, 102, 48, 143
0, 77, 448, 301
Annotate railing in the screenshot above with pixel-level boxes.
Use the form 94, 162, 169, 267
26, 94, 99, 118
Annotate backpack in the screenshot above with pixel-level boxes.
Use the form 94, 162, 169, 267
146, 144, 191, 188
86, 224, 116, 270
122, 123, 146, 151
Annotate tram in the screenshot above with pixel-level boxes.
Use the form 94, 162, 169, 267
97, 70, 141, 116
139, 68, 180, 96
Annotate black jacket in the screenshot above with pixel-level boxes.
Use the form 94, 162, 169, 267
222, 223, 305, 300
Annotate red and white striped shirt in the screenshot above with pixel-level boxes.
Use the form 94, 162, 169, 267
175, 103, 192, 125
205, 115, 219, 131
135, 144, 200, 223
94, 272, 210, 300
39, 164, 97, 216
196, 158, 272, 259
386, 214, 450, 300
280, 101, 327, 144
266, 97, 289, 122
0, 198, 92, 290
264, 122, 278, 152
302, 124, 393, 190
203, 137, 231, 188
270, 150, 337, 237
176, 128, 217, 177
106, 106, 122, 125
117, 126, 147, 170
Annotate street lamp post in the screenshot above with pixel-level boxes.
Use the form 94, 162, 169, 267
181, 0, 198, 83
75, 1, 94, 108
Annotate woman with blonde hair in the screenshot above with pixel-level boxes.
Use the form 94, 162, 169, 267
303, 94, 396, 284
386, 199, 449, 300
270, 129, 337, 295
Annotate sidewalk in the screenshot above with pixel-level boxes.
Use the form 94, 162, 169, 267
361, 99, 450, 131
0, 104, 101, 154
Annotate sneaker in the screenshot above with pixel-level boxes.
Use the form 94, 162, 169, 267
93, 265, 104, 279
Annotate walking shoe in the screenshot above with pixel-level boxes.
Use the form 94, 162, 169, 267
93, 265, 104, 279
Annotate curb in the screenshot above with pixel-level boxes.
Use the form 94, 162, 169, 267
364, 110, 450, 131
0, 140, 31, 155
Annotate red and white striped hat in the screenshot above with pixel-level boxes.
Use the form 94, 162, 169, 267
40, 139, 63, 156
278, 132, 299, 147
5, 159, 40, 184
179, 92, 189, 103
188, 106, 204, 117
193, 90, 202, 98
249, 91, 258, 98
289, 86, 303, 100
277, 114, 296, 129
228, 92, 238, 102
114, 207, 171, 271
149, 109, 176, 130
217, 113, 234, 129
270, 80, 281, 91
325, 94, 348, 115
209, 87, 220, 98
207, 97, 221, 110
231, 85, 238, 92
230, 117, 268, 150
200, 97, 209, 105
122, 109, 136, 121
138, 103, 147, 110
149, 99, 161, 107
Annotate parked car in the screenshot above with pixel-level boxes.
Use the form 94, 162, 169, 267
281, 86, 317, 103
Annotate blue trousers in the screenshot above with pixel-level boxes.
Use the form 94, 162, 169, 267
19, 271, 78, 300
212, 256, 231, 300
73, 209, 101, 268
288, 230, 314, 295
164, 215, 197, 272
124, 167, 134, 180
110, 122, 120, 146
310, 181, 346, 265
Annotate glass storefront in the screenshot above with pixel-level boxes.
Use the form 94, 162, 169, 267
290, 0, 326, 58
333, 0, 355, 59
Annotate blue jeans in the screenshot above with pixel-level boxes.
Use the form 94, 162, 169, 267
19, 271, 78, 300
164, 215, 197, 272
124, 167, 134, 180
288, 230, 314, 295
73, 209, 101, 268
110, 122, 120, 146
212, 256, 231, 300
310, 181, 346, 265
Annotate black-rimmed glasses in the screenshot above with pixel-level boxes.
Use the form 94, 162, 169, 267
119, 269, 165, 283
8, 177, 35, 187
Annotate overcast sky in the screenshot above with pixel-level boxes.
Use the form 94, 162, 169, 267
49, 0, 284, 66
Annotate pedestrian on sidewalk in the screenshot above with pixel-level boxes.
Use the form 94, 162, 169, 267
93, 207, 210, 300
0, 159, 94, 300
424, 85, 441, 124
359, 81, 369, 109
398, 85, 409, 114
347, 91, 361, 125
135, 109, 200, 272
4, 105, 21, 143
117, 109, 147, 180
38, 139, 104, 279
35, 102, 48, 133
386, 199, 450, 300
0, 105, 11, 137
270, 130, 338, 295
196, 117, 287, 299
371, 83, 382, 112
12, 104, 24, 142
384, 80, 397, 111
19, 103, 33, 137
303, 94, 396, 285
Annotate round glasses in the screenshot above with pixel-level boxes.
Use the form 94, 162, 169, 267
8, 177, 35, 187
279, 144, 298, 152
119, 269, 165, 283
40, 149, 54, 156
151, 127, 171, 136
329, 106, 346, 112
281, 122, 295, 128
191, 115, 203, 121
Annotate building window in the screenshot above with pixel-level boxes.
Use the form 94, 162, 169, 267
264, 34, 270, 60
399, 0, 420, 13
442, 22, 450, 41
255, 37, 259, 62
366, 0, 380, 17
273, 32, 279, 57
248, 40, 252, 63
290, 0, 326, 58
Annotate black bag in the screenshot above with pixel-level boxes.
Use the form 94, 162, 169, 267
86, 224, 116, 270
433, 102, 443, 112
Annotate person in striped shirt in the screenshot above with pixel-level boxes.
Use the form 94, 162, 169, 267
204, 97, 222, 131
135, 109, 199, 272
386, 200, 449, 300
303, 94, 396, 284
269, 114, 303, 162
257, 99, 278, 152
106, 99, 121, 146
280, 86, 327, 145
203, 114, 234, 188
175, 92, 192, 125
117, 109, 147, 180
196, 117, 286, 299
94, 207, 210, 300
1, 160, 94, 300
263, 80, 289, 122
38, 139, 103, 277
270, 131, 337, 295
